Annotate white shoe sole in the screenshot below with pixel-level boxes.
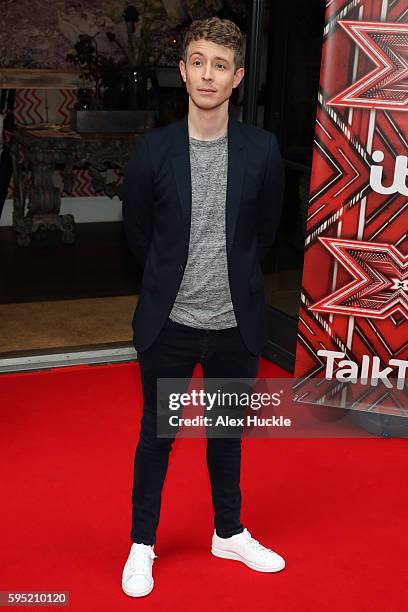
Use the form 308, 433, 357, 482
122, 579, 154, 597
211, 545, 285, 573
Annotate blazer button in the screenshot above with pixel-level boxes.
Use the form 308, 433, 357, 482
178, 264, 184, 273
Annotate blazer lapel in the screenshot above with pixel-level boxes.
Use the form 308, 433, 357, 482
226, 116, 246, 255
171, 116, 191, 251
171, 114, 246, 256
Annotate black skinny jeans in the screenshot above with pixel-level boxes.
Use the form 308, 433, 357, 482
130, 316, 260, 545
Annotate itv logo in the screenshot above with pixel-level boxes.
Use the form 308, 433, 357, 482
370, 150, 408, 196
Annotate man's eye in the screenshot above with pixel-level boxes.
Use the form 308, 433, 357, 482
215, 63, 225, 69
192, 60, 201, 65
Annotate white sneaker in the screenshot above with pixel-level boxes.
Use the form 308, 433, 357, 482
122, 542, 157, 597
211, 528, 285, 572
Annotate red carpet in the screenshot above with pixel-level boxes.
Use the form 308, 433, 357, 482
0, 359, 407, 611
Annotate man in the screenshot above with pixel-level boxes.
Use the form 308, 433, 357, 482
121, 17, 285, 598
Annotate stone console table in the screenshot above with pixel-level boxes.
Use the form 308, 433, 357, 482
9, 125, 141, 246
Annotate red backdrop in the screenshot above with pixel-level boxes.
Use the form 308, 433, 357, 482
294, 0, 407, 415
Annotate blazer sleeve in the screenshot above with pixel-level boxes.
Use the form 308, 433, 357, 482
257, 133, 285, 263
122, 135, 154, 267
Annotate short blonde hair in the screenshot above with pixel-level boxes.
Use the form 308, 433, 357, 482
181, 16, 244, 71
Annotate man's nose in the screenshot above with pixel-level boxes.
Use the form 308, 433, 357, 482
203, 62, 214, 80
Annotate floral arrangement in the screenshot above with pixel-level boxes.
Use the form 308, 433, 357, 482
65, 0, 248, 109
66, 1, 179, 78
66, 1, 182, 106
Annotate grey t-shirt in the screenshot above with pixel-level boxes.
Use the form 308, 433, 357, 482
169, 130, 237, 329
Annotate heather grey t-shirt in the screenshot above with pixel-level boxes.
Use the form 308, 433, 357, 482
169, 130, 237, 329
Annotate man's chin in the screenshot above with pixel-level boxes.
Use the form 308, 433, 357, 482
190, 96, 224, 111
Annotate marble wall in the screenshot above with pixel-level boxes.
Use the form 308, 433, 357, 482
0, 0, 181, 68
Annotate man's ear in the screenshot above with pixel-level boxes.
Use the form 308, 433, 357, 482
179, 59, 187, 84
233, 67, 245, 89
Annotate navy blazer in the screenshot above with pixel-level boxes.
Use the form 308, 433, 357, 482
122, 113, 285, 355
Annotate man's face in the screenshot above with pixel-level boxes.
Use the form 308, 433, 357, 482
179, 39, 244, 111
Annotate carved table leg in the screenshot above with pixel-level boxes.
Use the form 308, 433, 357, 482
10, 141, 32, 246
25, 159, 76, 244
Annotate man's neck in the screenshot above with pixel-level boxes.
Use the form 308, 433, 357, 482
187, 105, 229, 141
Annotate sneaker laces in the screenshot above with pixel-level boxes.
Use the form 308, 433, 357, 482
128, 544, 158, 575
242, 529, 274, 556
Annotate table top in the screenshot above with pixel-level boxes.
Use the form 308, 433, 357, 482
14, 124, 139, 142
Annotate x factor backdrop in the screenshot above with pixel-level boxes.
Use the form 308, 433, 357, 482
293, 0, 407, 416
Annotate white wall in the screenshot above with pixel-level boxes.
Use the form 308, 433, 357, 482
0, 196, 123, 226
